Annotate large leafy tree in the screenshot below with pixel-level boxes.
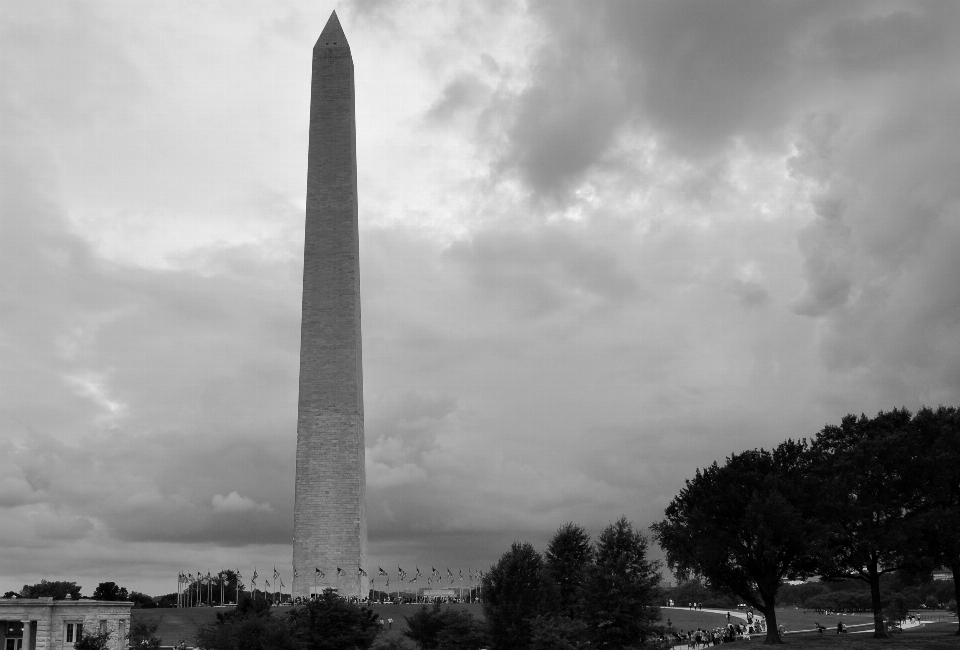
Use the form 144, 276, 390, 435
811, 408, 927, 638
544, 523, 593, 618
582, 516, 661, 648
913, 406, 960, 635
482, 542, 550, 650
652, 440, 820, 645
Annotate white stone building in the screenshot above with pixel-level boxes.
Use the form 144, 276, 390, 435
0, 597, 131, 650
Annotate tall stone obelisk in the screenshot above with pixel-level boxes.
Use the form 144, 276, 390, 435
292, 10, 367, 601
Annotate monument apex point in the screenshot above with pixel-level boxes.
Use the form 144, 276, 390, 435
315, 10, 350, 50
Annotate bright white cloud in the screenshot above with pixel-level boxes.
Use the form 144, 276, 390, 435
211, 492, 273, 514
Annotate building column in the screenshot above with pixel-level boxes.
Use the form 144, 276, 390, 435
20, 620, 33, 650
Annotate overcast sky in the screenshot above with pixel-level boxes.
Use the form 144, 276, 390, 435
3, 0, 960, 598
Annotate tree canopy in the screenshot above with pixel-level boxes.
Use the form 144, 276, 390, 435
543, 522, 592, 618
195, 594, 294, 650
93, 581, 129, 601
482, 542, 550, 650
582, 516, 661, 647
653, 440, 820, 644
912, 405, 960, 635
810, 408, 927, 637
483, 518, 662, 650
20, 580, 81, 600
404, 602, 488, 650
286, 589, 381, 650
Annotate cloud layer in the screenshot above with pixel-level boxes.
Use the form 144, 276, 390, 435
2, 0, 959, 596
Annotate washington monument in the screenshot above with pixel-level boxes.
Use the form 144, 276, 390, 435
292, 11, 368, 601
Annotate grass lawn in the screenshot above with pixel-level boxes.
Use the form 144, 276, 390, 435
133, 604, 958, 648
131, 602, 486, 646
773, 623, 959, 649
132, 607, 220, 646
662, 607, 878, 635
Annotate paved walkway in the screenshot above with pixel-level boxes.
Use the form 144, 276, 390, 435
662, 605, 924, 636
662, 606, 750, 621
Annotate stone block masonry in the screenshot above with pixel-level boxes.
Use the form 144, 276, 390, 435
0, 597, 131, 650
292, 10, 368, 601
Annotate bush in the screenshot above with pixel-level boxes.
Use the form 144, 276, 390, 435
129, 618, 162, 649
195, 594, 294, 650
404, 603, 490, 650
75, 630, 112, 650
404, 604, 446, 649
286, 589, 381, 650
529, 615, 592, 650
375, 640, 412, 650
882, 593, 909, 622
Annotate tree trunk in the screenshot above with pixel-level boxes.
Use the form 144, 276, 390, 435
760, 604, 782, 645
953, 561, 960, 636
868, 568, 887, 639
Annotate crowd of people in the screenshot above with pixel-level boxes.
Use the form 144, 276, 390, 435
655, 620, 766, 648
653, 609, 768, 648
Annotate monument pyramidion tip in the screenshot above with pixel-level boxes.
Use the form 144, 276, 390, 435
316, 10, 350, 51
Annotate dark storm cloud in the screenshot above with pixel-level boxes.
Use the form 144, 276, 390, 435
499, 2, 960, 196
498, 0, 820, 193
